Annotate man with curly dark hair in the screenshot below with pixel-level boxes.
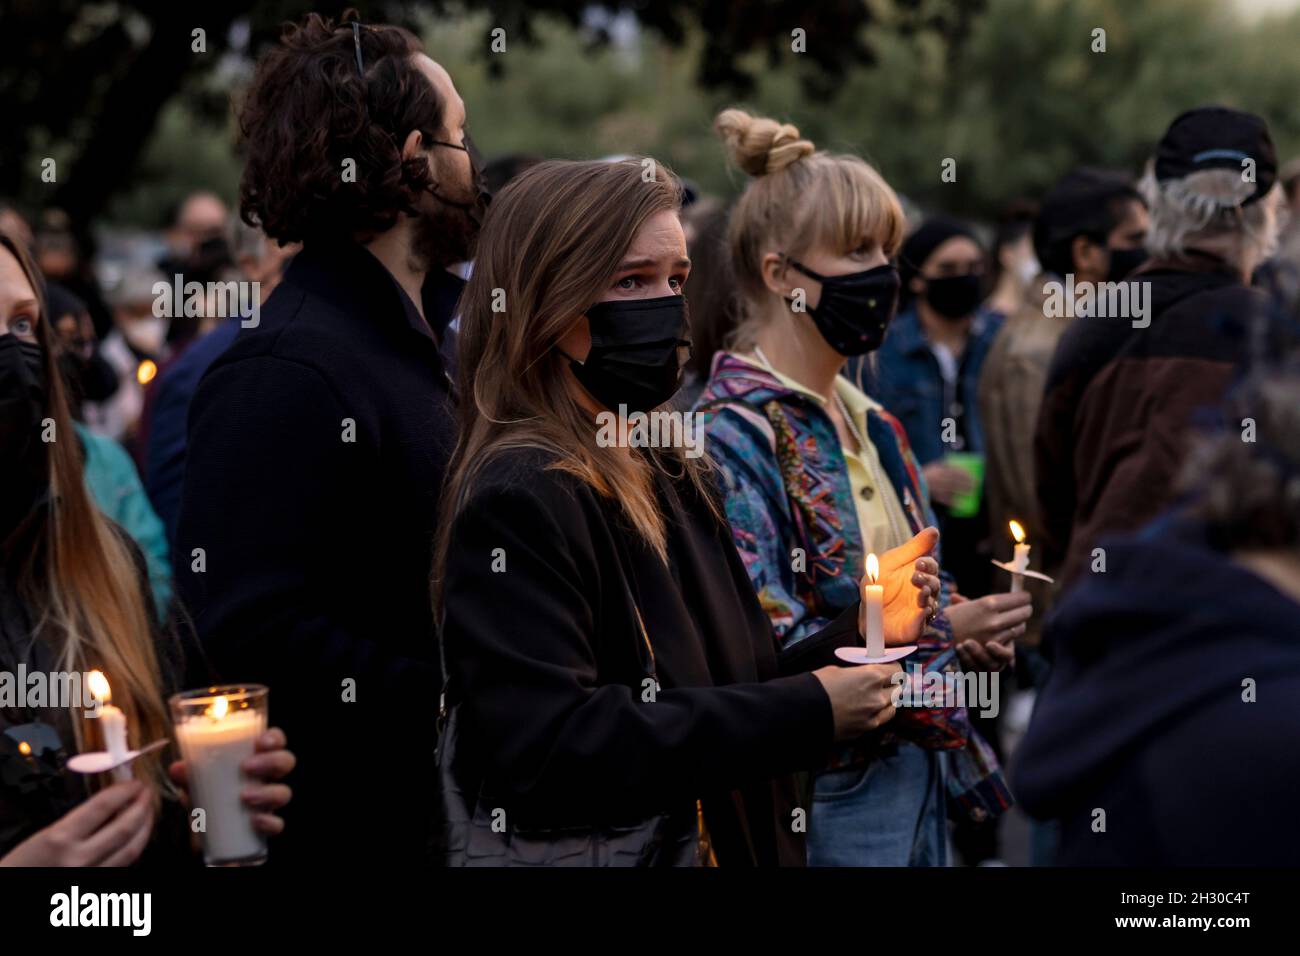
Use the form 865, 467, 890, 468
175, 10, 487, 867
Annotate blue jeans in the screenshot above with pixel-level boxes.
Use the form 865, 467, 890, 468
807, 742, 948, 866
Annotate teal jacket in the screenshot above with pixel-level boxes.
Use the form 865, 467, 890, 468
76, 423, 172, 616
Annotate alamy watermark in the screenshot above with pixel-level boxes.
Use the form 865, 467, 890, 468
891, 664, 1000, 718
152, 275, 261, 328
1042, 274, 1150, 328
0, 666, 104, 716
595, 405, 704, 459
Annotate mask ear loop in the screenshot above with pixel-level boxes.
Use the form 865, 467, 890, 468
779, 252, 824, 281
776, 252, 818, 318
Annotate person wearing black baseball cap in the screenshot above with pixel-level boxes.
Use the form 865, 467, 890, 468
1036, 105, 1297, 597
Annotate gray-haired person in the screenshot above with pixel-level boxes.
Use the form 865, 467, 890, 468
1035, 105, 1299, 596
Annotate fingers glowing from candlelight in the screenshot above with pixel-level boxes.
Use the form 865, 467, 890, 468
898, 526, 939, 561
1009, 519, 1026, 543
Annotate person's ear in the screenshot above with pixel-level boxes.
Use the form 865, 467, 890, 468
760, 252, 793, 298
400, 129, 425, 163
909, 275, 925, 296
1072, 235, 1106, 279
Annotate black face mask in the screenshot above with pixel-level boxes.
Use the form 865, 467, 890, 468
783, 257, 900, 356
0, 334, 49, 540
922, 273, 983, 320
428, 130, 492, 228
563, 294, 690, 414
1106, 246, 1148, 282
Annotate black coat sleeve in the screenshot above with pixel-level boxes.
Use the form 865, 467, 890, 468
175, 356, 431, 716
443, 478, 833, 819
775, 600, 863, 676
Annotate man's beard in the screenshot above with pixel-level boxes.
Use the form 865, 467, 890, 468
410, 193, 483, 273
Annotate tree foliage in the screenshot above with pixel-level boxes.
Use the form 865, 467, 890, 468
5, 0, 1299, 231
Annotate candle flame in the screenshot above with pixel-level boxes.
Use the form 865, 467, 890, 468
208, 696, 229, 720
87, 669, 111, 704
136, 359, 157, 386
1009, 520, 1026, 544
866, 553, 879, 583
18, 741, 31, 756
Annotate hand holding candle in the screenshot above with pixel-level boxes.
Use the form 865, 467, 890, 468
839, 530, 939, 666
874, 526, 942, 645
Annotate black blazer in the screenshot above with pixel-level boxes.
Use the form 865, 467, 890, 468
175, 240, 461, 866
441, 447, 861, 866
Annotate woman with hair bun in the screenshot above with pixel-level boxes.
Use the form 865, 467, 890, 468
696, 110, 1024, 866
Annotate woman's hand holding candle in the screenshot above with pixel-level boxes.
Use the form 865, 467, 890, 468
168, 727, 295, 838
0, 780, 155, 867
946, 590, 1032, 647
955, 637, 1016, 673
811, 662, 902, 741
866, 526, 943, 646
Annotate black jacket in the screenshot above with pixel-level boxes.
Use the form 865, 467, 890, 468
1013, 514, 1300, 864
1035, 253, 1295, 591
441, 447, 860, 866
175, 240, 461, 866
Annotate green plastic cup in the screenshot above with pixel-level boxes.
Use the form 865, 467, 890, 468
944, 452, 985, 518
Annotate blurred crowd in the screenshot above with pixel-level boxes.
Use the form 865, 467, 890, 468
3, 9, 1299, 870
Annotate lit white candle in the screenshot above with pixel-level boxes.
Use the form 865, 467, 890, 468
174, 694, 267, 865
1009, 520, 1030, 593
88, 670, 131, 783
863, 553, 885, 658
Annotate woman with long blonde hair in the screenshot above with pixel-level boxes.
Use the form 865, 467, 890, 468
0, 230, 293, 866
433, 158, 944, 866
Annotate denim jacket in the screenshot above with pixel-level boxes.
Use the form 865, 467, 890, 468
847, 305, 1004, 464
696, 351, 1012, 822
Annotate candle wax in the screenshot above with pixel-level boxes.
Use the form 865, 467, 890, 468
175, 707, 266, 864
1010, 542, 1030, 593
99, 704, 132, 782
864, 583, 885, 658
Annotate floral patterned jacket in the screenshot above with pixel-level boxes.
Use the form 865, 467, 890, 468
695, 351, 1012, 822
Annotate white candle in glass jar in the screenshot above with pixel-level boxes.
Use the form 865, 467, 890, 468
175, 697, 266, 865
863, 553, 885, 659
